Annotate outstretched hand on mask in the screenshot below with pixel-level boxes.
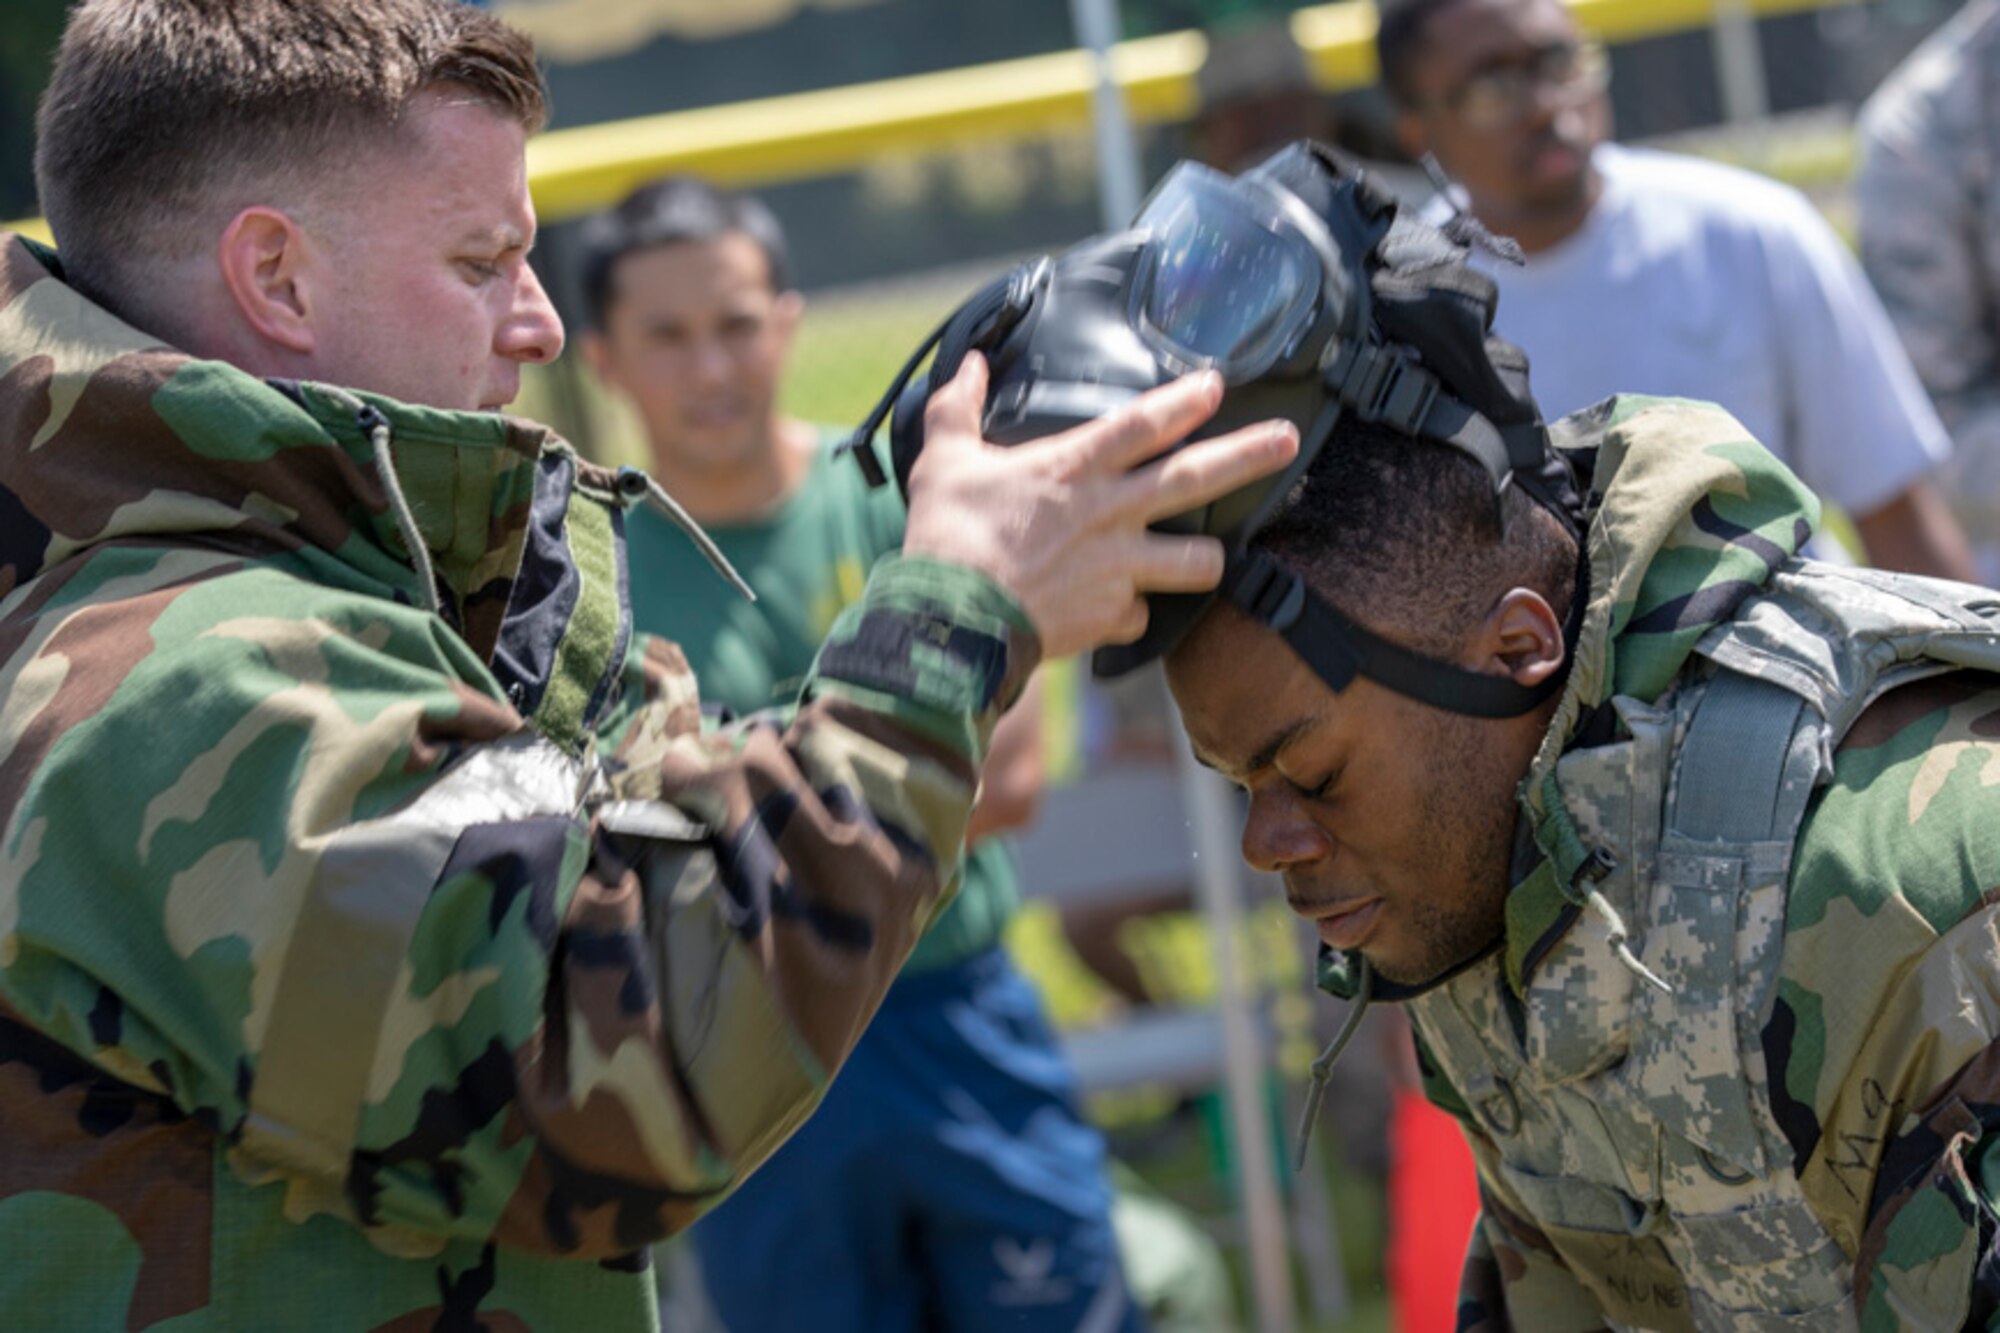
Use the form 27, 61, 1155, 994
901, 353, 1299, 661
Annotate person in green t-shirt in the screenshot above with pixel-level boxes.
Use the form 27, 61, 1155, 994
579, 176, 1142, 1333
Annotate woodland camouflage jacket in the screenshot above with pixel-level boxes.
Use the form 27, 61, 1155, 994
1323, 395, 2000, 1331
0, 235, 1037, 1330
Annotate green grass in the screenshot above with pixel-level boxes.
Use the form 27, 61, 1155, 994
783, 275, 974, 427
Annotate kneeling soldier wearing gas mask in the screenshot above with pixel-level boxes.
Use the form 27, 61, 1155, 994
857, 142, 2000, 1331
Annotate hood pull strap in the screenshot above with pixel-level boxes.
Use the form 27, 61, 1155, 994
1419, 155, 1525, 266
1572, 849, 1674, 996
1294, 955, 1371, 1172
321, 388, 442, 618
616, 468, 756, 603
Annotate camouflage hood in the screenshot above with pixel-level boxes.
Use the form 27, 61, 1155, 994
1321, 394, 1822, 1002
0, 233, 587, 663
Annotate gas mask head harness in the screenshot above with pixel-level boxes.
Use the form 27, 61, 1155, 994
844, 141, 1587, 718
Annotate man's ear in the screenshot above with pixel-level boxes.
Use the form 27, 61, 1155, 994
1469, 587, 1566, 687
1395, 109, 1432, 164
578, 327, 616, 389
216, 207, 315, 355
772, 288, 804, 350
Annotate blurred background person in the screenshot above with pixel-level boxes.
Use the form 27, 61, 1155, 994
1858, 0, 2000, 585
1190, 19, 1339, 171
577, 175, 1142, 1333
1379, 0, 1980, 581
1187, 17, 1416, 188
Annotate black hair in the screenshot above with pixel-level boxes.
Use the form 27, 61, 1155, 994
1254, 417, 1577, 657
1375, 0, 1473, 107
578, 175, 792, 328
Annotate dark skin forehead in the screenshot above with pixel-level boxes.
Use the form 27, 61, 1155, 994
1401, 0, 1583, 102
1170, 603, 1361, 789
1188, 713, 1318, 788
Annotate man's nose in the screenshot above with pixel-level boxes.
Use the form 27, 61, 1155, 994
1526, 62, 1599, 128
502, 264, 565, 365
1240, 788, 1331, 874
689, 338, 734, 385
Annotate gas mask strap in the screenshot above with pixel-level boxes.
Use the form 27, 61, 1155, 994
838, 315, 952, 489
842, 257, 1052, 493
1322, 342, 1514, 498
1224, 550, 1571, 719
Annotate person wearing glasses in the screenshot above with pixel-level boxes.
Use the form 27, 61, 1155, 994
1377, 0, 1978, 581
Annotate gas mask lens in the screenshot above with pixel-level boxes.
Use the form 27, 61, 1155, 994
1133, 162, 1322, 380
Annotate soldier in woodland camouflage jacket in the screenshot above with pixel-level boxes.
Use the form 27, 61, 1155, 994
1858, 0, 2000, 584
0, 230, 1046, 1329
0, 2, 1296, 1329
1169, 393, 2000, 1327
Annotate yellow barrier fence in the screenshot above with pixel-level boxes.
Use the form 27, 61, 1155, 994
526, 0, 1850, 222
7, 0, 1853, 239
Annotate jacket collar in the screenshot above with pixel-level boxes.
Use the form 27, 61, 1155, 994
0, 233, 593, 663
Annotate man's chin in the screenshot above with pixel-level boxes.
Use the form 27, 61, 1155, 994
1354, 933, 1498, 990
1516, 164, 1593, 214
1356, 945, 1419, 987
674, 428, 764, 469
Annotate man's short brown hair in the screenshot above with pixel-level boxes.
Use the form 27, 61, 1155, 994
34, 0, 546, 315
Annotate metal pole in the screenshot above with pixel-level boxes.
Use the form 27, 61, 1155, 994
1710, 0, 1771, 162
1164, 693, 1299, 1333
1067, 0, 1145, 229
1291, 1099, 1353, 1323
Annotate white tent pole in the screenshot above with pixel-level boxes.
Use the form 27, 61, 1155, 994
1711, 0, 1771, 163
1166, 698, 1299, 1333
1067, 0, 1145, 228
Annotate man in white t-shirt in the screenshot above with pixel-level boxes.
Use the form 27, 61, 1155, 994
1375, 0, 1977, 578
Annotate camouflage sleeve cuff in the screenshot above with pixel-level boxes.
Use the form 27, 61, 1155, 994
809, 555, 1042, 758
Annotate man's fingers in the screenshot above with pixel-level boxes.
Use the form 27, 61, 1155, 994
919, 351, 990, 449
1102, 596, 1153, 647
1078, 371, 1225, 472
1125, 531, 1227, 595
1124, 419, 1300, 525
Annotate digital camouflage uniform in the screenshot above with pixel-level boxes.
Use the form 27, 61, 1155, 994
1857, 0, 2000, 579
0, 235, 1038, 1331
1319, 394, 2000, 1331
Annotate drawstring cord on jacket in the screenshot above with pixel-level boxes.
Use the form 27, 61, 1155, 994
323, 388, 443, 617
615, 468, 755, 603
320, 387, 756, 613
1540, 775, 1675, 997
1293, 955, 1371, 1172
1566, 844, 1674, 997
1581, 887, 1674, 996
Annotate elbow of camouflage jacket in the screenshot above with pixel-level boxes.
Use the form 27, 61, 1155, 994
0, 545, 1037, 1264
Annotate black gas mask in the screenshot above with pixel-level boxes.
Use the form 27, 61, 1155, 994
845, 142, 1585, 717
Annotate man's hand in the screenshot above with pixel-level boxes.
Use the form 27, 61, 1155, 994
901, 353, 1299, 660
